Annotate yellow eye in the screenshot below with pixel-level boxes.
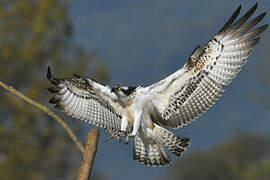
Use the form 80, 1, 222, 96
117, 87, 121, 91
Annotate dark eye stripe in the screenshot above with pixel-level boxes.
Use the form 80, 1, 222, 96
123, 87, 136, 96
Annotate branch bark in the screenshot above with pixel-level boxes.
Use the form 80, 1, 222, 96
0, 80, 101, 178
77, 128, 100, 180
0, 80, 85, 153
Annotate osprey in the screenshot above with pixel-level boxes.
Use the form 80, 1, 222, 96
47, 4, 267, 166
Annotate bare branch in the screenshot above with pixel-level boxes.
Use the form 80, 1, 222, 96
77, 128, 100, 180
0, 80, 85, 153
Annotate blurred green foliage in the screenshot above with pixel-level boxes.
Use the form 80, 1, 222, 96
164, 134, 270, 180
0, 0, 108, 179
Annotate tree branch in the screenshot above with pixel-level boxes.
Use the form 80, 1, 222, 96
0, 80, 101, 178
77, 128, 100, 180
0, 80, 85, 153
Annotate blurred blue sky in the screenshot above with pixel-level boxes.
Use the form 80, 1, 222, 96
69, 0, 270, 179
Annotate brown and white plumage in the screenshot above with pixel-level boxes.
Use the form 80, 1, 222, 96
47, 67, 124, 136
133, 125, 189, 166
144, 3, 268, 128
47, 4, 267, 167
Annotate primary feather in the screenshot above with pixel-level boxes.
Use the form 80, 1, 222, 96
144, 3, 268, 128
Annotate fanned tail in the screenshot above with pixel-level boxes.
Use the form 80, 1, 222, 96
154, 125, 190, 156
133, 135, 171, 167
133, 124, 190, 167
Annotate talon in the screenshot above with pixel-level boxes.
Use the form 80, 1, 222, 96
105, 135, 114, 142
118, 130, 130, 144
124, 141, 129, 145
118, 130, 127, 137
129, 132, 137, 137
106, 130, 130, 144
105, 131, 121, 142
124, 136, 130, 145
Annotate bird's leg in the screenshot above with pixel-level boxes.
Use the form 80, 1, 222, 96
129, 110, 142, 136
120, 115, 129, 132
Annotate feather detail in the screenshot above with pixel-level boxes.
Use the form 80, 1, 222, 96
143, 4, 267, 128
47, 67, 123, 134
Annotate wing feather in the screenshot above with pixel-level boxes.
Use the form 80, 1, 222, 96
143, 4, 267, 128
47, 67, 123, 133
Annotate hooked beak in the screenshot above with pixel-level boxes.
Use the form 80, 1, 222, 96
111, 87, 116, 93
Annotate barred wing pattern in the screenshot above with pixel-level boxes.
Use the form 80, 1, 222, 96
146, 4, 267, 128
47, 67, 122, 133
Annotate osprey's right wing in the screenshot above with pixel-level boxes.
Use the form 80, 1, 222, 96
143, 4, 267, 128
47, 67, 123, 135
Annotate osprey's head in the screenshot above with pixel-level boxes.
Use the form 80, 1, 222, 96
111, 85, 136, 106
111, 85, 136, 96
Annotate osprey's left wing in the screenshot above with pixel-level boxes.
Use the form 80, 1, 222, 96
143, 4, 267, 128
47, 67, 123, 134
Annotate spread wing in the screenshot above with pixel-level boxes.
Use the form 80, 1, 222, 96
143, 4, 268, 128
47, 67, 123, 134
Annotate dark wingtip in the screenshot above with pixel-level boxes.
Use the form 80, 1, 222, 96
258, 24, 269, 34
47, 66, 52, 80
46, 66, 60, 85
73, 74, 81, 78
217, 4, 242, 34
236, 5, 242, 14
54, 104, 63, 110
257, 12, 267, 22
47, 87, 59, 93
49, 96, 59, 104
250, 3, 258, 13
238, 4, 242, 11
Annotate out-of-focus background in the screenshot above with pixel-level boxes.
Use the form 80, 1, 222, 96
0, 0, 269, 179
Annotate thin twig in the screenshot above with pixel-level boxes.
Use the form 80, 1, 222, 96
77, 128, 100, 180
0, 80, 85, 153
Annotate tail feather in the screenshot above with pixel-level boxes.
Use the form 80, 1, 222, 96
133, 135, 171, 167
133, 124, 190, 167
154, 125, 190, 156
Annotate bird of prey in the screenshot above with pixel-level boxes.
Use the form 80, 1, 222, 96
47, 4, 267, 166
